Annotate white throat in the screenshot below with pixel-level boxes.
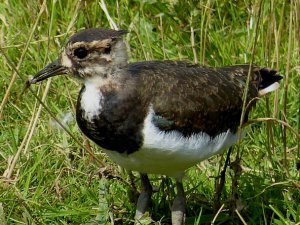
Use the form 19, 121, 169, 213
80, 78, 104, 121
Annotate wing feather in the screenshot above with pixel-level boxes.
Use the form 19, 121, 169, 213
129, 61, 259, 136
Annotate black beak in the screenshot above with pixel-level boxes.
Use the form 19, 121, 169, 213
30, 59, 68, 84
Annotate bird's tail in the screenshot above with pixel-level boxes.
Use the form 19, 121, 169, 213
257, 68, 283, 96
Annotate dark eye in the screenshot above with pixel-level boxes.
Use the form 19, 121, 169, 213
74, 47, 88, 59
104, 46, 111, 54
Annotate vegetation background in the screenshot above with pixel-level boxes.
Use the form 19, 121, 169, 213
0, 0, 299, 224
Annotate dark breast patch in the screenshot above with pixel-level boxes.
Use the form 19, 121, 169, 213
76, 85, 146, 154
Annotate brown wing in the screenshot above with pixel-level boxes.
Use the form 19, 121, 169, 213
130, 61, 259, 137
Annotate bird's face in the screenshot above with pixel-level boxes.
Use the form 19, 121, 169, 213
30, 28, 127, 84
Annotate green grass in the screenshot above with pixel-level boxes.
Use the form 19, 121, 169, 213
0, 0, 299, 224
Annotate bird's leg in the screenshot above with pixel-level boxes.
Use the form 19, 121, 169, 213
171, 179, 186, 225
213, 147, 233, 212
135, 173, 152, 221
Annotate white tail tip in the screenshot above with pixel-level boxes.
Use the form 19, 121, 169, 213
258, 82, 280, 96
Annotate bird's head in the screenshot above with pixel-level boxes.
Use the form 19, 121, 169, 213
30, 28, 128, 84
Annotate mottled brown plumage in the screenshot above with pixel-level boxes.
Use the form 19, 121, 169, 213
131, 62, 261, 136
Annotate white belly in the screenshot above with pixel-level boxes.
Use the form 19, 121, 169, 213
104, 109, 238, 177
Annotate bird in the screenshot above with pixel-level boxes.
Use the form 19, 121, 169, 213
29, 28, 282, 224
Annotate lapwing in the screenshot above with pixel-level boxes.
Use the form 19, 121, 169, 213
29, 28, 282, 224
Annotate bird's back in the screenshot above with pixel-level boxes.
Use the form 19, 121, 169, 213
129, 61, 266, 137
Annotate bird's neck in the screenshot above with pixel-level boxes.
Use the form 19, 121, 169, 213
111, 39, 128, 69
